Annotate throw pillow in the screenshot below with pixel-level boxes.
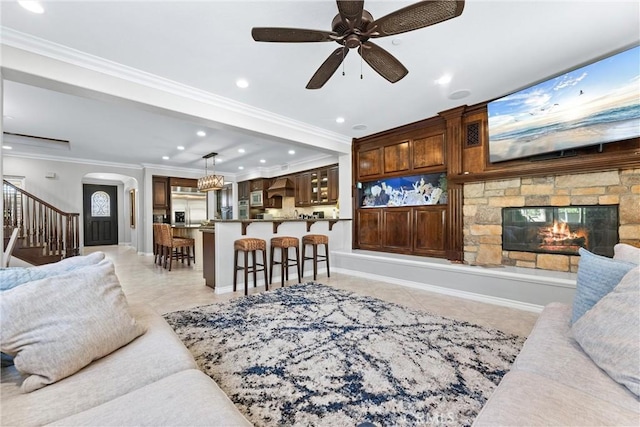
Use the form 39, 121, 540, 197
614, 243, 640, 265
572, 267, 640, 397
0, 260, 146, 393
0, 251, 105, 291
571, 248, 636, 324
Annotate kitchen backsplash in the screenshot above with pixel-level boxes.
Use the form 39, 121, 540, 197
265, 197, 339, 219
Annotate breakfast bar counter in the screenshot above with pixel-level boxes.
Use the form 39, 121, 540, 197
199, 218, 351, 292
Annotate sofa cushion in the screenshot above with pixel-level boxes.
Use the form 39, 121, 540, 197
0, 260, 146, 393
512, 302, 639, 412
572, 267, 640, 397
571, 248, 636, 324
614, 243, 640, 264
0, 304, 198, 427
0, 251, 105, 291
473, 371, 640, 426
47, 369, 252, 427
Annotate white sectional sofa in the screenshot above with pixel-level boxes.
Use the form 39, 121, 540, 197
0, 253, 251, 426
475, 244, 640, 426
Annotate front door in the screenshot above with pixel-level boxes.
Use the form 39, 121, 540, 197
83, 184, 118, 246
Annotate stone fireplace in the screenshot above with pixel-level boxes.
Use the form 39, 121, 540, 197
502, 206, 618, 257
463, 169, 639, 272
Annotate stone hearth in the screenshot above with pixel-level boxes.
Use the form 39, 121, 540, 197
463, 169, 639, 272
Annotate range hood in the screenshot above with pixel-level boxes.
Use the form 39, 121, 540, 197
267, 177, 295, 198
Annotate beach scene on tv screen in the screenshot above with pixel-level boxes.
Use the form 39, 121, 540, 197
488, 45, 640, 163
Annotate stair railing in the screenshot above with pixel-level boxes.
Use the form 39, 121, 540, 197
3, 179, 80, 262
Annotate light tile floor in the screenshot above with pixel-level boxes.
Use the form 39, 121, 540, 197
88, 245, 539, 337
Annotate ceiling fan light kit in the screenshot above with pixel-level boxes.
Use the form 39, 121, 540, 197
252, 0, 465, 89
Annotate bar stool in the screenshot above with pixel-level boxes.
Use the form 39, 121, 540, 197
269, 236, 301, 288
302, 234, 330, 281
234, 238, 268, 296
158, 224, 195, 271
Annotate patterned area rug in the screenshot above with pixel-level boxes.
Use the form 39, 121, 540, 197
164, 283, 525, 427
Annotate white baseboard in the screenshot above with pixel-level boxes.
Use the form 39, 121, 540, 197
331, 267, 544, 313
331, 250, 576, 310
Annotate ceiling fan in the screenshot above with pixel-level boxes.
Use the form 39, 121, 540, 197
252, 0, 465, 89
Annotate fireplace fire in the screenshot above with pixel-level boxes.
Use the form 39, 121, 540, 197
502, 206, 618, 257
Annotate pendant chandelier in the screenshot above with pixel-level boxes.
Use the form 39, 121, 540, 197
197, 152, 224, 192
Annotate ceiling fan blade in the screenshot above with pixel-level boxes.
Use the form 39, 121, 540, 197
252, 27, 336, 43
358, 41, 408, 83
306, 47, 349, 89
368, 0, 465, 38
337, 0, 364, 28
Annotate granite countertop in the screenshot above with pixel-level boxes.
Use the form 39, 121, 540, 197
201, 218, 351, 235
204, 218, 350, 224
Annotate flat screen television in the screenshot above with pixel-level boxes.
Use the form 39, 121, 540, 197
487, 45, 640, 163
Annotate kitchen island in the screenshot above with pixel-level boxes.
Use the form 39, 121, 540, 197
200, 218, 351, 292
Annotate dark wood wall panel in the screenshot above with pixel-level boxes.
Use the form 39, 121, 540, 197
384, 142, 410, 174
413, 134, 445, 170
356, 209, 382, 249
358, 148, 383, 178
382, 208, 412, 251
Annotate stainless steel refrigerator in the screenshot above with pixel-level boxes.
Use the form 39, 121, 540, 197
170, 187, 207, 226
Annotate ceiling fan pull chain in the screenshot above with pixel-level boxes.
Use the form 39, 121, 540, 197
342, 47, 346, 76
360, 47, 363, 80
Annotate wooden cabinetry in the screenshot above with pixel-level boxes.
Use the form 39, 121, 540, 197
295, 165, 339, 207
250, 179, 265, 191
355, 129, 445, 182
238, 181, 250, 201
295, 173, 312, 207
353, 118, 449, 258
355, 206, 446, 257
356, 209, 382, 249
152, 176, 169, 209
328, 166, 339, 203
169, 177, 198, 188
413, 206, 446, 256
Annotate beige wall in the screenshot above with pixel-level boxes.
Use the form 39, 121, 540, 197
463, 168, 640, 272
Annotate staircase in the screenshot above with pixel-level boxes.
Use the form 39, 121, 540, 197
3, 179, 80, 265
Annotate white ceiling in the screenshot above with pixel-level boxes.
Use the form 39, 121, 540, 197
1, 0, 639, 177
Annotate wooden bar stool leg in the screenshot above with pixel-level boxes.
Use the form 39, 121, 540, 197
312, 243, 318, 280
281, 247, 287, 287
325, 242, 330, 278
302, 243, 307, 279
243, 250, 249, 296
233, 249, 238, 292
295, 246, 301, 282
252, 250, 258, 288
269, 245, 275, 285
262, 249, 268, 290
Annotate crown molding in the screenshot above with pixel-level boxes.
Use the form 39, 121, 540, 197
0, 27, 352, 147
3, 151, 144, 170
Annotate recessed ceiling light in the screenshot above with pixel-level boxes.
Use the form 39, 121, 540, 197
18, 1, 44, 14
288, 150, 295, 155
259, 159, 266, 163
2, 145, 13, 150
197, 130, 206, 137
177, 146, 185, 150
391, 38, 402, 46
336, 117, 345, 124
238, 166, 244, 170
238, 148, 245, 153
449, 89, 471, 100
236, 79, 249, 89
352, 124, 368, 131
435, 74, 452, 85
162, 156, 169, 160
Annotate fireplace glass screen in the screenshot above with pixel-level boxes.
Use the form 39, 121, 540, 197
502, 206, 618, 257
